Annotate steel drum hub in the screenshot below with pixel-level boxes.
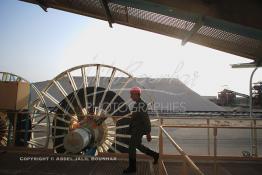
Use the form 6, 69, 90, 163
64, 128, 92, 153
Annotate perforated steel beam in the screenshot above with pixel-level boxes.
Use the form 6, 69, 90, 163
109, 0, 262, 41
182, 16, 203, 46
19, 0, 262, 61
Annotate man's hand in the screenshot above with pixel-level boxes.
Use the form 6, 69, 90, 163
146, 133, 152, 142
69, 120, 80, 131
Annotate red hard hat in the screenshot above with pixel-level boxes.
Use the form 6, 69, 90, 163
130, 86, 142, 94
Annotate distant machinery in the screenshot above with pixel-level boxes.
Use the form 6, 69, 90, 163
218, 89, 237, 106
217, 82, 262, 108
252, 82, 262, 107
0, 72, 34, 147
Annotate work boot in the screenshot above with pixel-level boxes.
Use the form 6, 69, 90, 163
123, 167, 136, 174
153, 153, 159, 164
123, 158, 136, 174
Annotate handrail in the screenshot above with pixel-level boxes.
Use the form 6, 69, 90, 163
157, 116, 262, 120
162, 124, 262, 129
160, 126, 205, 175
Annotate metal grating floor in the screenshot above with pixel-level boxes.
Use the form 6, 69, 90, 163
163, 161, 262, 175
1, 150, 262, 175
0, 152, 152, 175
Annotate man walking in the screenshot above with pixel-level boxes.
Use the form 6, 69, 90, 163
123, 86, 159, 174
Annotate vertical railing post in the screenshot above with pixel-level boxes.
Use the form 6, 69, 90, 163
207, 119, 210, 156
159, 118, 164, 175
213, 127, 218, 175
253, 119, 258, 157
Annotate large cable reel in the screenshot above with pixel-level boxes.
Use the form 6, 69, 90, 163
30, 64, 158, 155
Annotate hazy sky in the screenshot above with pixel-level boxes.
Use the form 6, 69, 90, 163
1, 0, 261, 96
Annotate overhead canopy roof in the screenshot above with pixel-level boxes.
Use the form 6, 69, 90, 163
20, 0, 262, 62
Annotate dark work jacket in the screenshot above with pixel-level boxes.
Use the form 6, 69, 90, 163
129, 98, 151, 135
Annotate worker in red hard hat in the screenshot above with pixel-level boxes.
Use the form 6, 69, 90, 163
123, 86, 159, 174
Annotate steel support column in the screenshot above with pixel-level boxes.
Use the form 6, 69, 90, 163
182, 17, 203, 46
100, 0, 114, 27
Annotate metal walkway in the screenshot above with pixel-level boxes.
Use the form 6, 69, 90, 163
163, 161, 262, 175
0, 151, 152, 175
1, 150, 262, 175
